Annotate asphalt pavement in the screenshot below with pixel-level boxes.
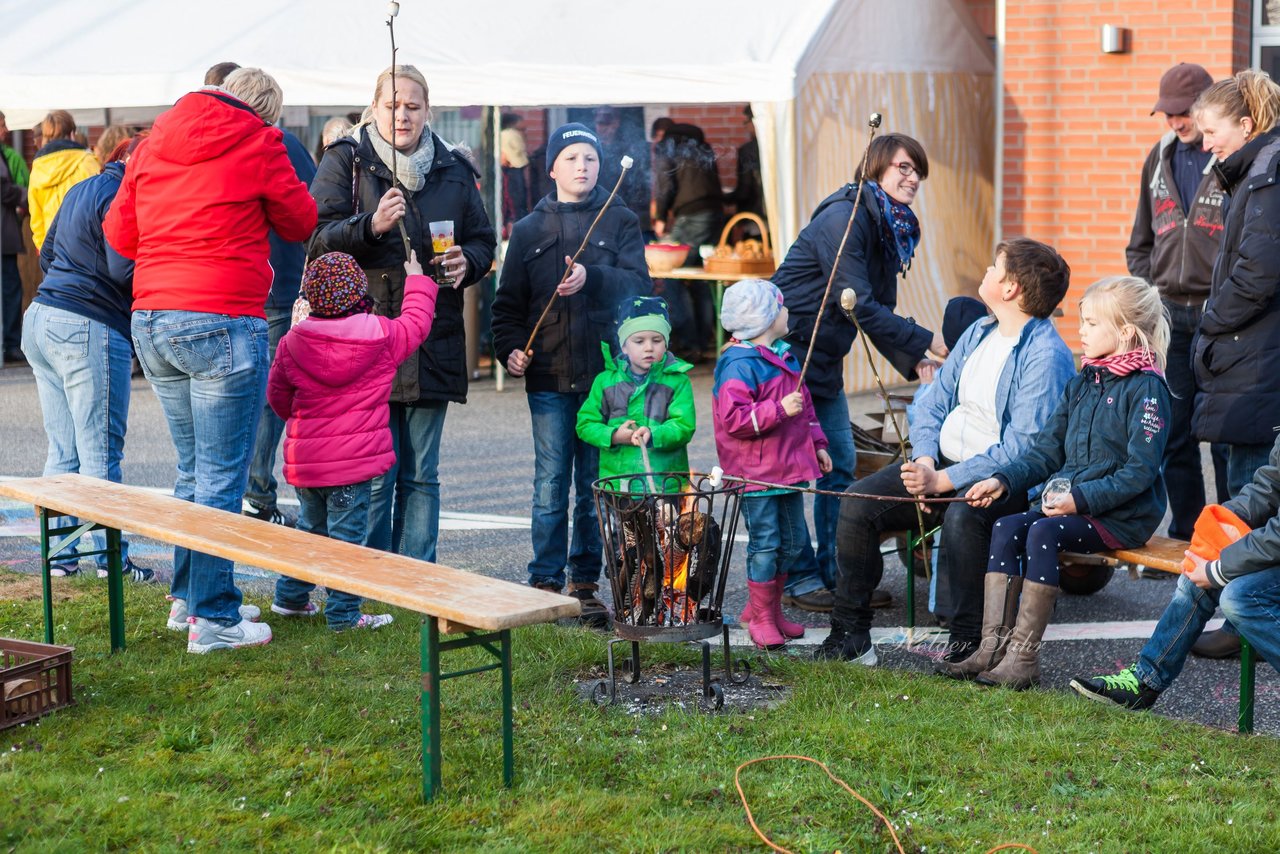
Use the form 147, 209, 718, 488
0, 357, 1273, 734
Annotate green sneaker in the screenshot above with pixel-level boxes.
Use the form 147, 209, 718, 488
1070, 664, 1160, 711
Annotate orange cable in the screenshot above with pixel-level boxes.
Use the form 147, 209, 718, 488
735, 755, 1039, 854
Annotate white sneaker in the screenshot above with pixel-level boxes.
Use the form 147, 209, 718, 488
339, 613, 394, 632
270, 601, 321, 617
167, 597, 262, 632
187, 617, 273, 654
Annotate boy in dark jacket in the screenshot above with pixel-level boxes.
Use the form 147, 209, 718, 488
491, 123, 651, 623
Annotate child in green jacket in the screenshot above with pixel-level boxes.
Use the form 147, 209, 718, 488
577, 297, 696, 489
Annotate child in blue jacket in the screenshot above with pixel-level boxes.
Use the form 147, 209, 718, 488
962, 276, 1171, 689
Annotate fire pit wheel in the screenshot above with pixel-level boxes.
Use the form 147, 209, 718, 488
730, 658, 752, 685
700, 681, 725, 711
590, 679, 612, 707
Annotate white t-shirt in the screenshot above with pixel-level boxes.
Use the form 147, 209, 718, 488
937, 329, 1019, 463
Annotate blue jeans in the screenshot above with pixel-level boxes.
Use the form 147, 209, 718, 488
784, 393, 857, 596
244, 306, 291, 511
132, 310, 267, 625
740, 491, 808, 584
1135, 572, 1280, 691
368, 401, 448, 562
2, 255, 21, 351
22, 303, 133, 569
526, 391, 602, 588
1226, 443, 1273, 496
275, 480, 371, 629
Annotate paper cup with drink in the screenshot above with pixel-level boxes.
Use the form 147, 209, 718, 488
429, 220, 455, 286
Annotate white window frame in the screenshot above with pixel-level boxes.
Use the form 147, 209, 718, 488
1254, 1, 1280, 67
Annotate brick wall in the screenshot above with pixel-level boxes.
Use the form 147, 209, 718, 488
1000, 0, 1246, 346
667, 102, 753, 188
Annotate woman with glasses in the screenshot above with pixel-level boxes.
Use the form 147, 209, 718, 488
770, 132, 944, 615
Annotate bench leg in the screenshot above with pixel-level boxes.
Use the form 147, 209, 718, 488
905, 533, 916, 644
38, 509, 54, 644
421, 617, 443, 802
501, 629, 514, 788
105, 527, 125, 653
1239, 638, 1256, 734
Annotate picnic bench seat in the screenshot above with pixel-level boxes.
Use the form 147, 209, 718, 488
0, 473, 581, 800
1079, 535, 1259, 733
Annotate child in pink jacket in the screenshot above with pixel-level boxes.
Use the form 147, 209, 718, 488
267, 251, 438, 631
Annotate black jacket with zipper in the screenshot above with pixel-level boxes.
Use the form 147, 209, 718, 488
308, 130, 496, 405
1192, 130, 1280, 445
491, 186, 651, 394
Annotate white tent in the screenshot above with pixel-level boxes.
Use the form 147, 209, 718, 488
3, 0, 994, 388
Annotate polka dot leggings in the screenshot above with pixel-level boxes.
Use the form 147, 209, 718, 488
986, 511, 1108, 587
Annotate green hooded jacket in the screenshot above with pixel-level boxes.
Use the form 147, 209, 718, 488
576, 342, 696, 485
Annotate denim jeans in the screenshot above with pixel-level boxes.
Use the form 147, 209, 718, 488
1162, 301, 1206, 539
22, 303, 133, 569
831, 462, 1024, 639
1, 254, 21, 351
244, 306, 291, 512
368, 401, 448, 562
1226, 443, 1273, 496
1135, 571, 1280, 691
275, 480, 371, 629
740, 491, 809, 583
526, 391, 602, 588
784, 393, 857, 596
132, 310, 267, 624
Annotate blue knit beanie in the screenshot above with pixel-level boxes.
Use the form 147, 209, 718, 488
546, 122, 602, 172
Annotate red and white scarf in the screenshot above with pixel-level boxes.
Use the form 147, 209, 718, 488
1080, 348, 1162, 377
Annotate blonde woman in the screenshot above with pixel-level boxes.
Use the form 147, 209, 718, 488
28, 109, 99, 249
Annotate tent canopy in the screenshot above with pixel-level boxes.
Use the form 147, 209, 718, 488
2, 0, 991, 122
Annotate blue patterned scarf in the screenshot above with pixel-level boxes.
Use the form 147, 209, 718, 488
866, 180, 920, 274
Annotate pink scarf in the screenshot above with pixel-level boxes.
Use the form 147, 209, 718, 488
1080, 348, 1162, 377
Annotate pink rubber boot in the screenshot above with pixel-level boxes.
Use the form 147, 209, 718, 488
772, 574, 806, 638
746, 580, 787, 649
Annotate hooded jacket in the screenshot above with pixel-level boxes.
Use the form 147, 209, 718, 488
103, 90, 318, 318
491, 185, 651, 394
771, 183, 934, 399
712, 341, 829, 491
997, 365, 1171, 549
1192, 130, 1280, 445
308, 130, 495, 405
1125, 132, 1226, 303
34, 161, 134, 340
576, 343, 695, 483
267, 274, 439, 488
28, 139, 100, 249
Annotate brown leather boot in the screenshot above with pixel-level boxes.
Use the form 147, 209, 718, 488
936, 573, 1022, 680
976, 580, 1058, 690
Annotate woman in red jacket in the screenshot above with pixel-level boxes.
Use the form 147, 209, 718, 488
104, 68, 317, 654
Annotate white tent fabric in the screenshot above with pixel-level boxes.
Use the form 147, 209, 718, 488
2, 0, 994, 389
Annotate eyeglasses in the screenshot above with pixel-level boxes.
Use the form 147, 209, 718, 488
891, 161, 919, 178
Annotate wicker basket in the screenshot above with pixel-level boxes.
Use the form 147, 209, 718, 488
1, 638, 74, 731
703, 212, 775, 276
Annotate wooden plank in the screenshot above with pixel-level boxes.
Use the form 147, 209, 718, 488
1103, 535, 1187, 574
0, 475, 580, 631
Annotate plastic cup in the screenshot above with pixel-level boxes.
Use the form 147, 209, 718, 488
1041, 477, 1072, 513
429, 220, 455, 285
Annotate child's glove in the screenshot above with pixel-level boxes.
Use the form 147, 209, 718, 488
1181, 504, 1251, 573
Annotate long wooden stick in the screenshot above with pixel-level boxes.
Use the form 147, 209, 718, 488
522, 158, 633, 356
385, 4, 413, 262
795, 112, 881, 392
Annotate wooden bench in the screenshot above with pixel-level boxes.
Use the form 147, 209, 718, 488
1084, 535, 1259, 733
0, 473, 581, 800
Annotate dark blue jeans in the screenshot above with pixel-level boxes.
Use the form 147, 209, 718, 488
368, 400, 449, 562
244, 306, 291, 512
526, 391, 602, 588
784, 393, 857, 597
275, 480, 371, 629
1, 254, 21, 351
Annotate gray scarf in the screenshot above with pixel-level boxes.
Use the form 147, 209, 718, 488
361, 123, 434, 192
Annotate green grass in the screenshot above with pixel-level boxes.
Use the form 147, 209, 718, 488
2, 571, 1279, 853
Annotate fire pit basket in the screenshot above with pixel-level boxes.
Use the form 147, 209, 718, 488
591, 471, 750, 709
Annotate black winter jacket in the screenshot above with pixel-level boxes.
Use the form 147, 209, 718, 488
1193, 130, 1280, 445
308, 131, 496, 405
491, 187, 651, 394
771, 183, 934, 399
34, 161, 134, 340
998, 366, 1170, 549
